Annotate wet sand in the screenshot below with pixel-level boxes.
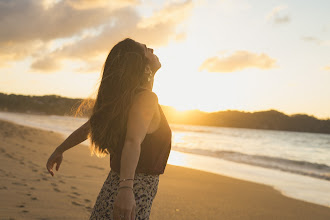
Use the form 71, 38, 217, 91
0, 119, 329, 219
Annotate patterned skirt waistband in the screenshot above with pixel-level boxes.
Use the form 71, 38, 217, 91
110, 169, 160, 179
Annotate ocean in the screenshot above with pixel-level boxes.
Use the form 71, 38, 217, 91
0, 111, 329, 207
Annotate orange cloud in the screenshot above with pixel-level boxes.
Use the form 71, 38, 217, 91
30, 55, 60, 72
66, 0, 138, 10
0, 0, 119, 43
302, 36, 330, 47
0, 0, 138, 67
0, 0, 194, 71
323, 66, 330, 71
137, 0, 193, 28
266, 5, 290, 24
30, 0, 194, 72
199, 51, 277, 73
0, 41, 45, 67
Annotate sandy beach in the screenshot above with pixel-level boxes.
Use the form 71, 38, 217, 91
0, 119, 330, 220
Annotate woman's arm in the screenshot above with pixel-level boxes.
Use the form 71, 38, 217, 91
46, 119, 90, 176
113, 91, 158, 220
56, 119, 90, 153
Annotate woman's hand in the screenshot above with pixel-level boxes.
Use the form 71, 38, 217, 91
46, 148, 63, 177
113, 188, 136, 220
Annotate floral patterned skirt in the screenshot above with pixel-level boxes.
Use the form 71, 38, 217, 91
89, 169, 160, 220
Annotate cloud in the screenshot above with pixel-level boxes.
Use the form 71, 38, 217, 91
0, 0, 193, 71
302, 36, 330, 46
66, 0, 138, 10
266, 5, 290, 25
174, 32, 187, 42
302, 36, 321, 43
30, 0, 194, 72
30, 55, 60, 72
323, 66, 330, 71
0, 41, 46, 67
137, 0, 193, 28
199, 51, 277, 73
0, 0, 127, 43
0, 0, 137, 66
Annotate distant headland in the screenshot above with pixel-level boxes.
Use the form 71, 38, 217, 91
0, 93, 329, 134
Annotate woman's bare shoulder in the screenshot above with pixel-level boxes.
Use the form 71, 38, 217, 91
125, 90, 159, 142
134, 89, 158, 105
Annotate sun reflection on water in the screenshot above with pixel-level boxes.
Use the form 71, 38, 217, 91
167, 150, 190, 167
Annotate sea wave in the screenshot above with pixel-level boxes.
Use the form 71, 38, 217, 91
172, 146, 330, 181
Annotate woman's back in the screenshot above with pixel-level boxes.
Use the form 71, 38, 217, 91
110, 87, 172, 175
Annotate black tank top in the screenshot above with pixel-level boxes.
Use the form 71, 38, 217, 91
110, 88, 172, 175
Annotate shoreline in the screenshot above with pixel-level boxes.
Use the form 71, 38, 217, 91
1, 119, 330, 219
166, 150, 330, 208
1, 114, 330, 207
1, 113, 330, 208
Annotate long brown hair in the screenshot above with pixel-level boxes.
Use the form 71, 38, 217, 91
76, 38, 151, 158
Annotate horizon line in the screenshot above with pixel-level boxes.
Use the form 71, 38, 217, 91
1, 91, 329, 121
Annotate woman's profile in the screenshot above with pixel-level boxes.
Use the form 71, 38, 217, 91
46, 38, 172, 220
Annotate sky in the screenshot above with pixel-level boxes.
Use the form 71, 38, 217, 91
1, 0, 330, 119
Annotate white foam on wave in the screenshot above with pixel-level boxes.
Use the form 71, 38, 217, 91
168, 150, 330, 208
172, 147, 330, 181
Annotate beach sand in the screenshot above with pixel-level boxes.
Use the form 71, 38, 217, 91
0, 119, 330, 220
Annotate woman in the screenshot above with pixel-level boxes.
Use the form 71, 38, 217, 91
46, 38, 172, 220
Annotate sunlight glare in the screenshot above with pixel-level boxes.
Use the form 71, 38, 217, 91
167, 150, 189, 167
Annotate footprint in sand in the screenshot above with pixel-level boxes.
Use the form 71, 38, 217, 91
0, 186, 8, 190
12, 182, 27, 187
5, 173, 16, 178
42, 177, 48, 181
72, 192, 80, 196
53, 187, 61, 192
64, 175, 76, 179
67, 195, 77, 199
85, 165, 105, 170
71, 201, 83, 206
16, 204, 25, 208
51, 182, 57, 187
59, 180, 65, 184
85, 206, 93, 212
21, 210, 29, 213
30, 187, 36, 190
31, 197, 38, 200
71, 186, 77, 190
27, 160, 38, 167
20, 179, 29, 184
5, 153, 15, 159
84, 199, 91, 203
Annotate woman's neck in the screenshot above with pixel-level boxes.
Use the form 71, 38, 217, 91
141, 79, 154, 91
